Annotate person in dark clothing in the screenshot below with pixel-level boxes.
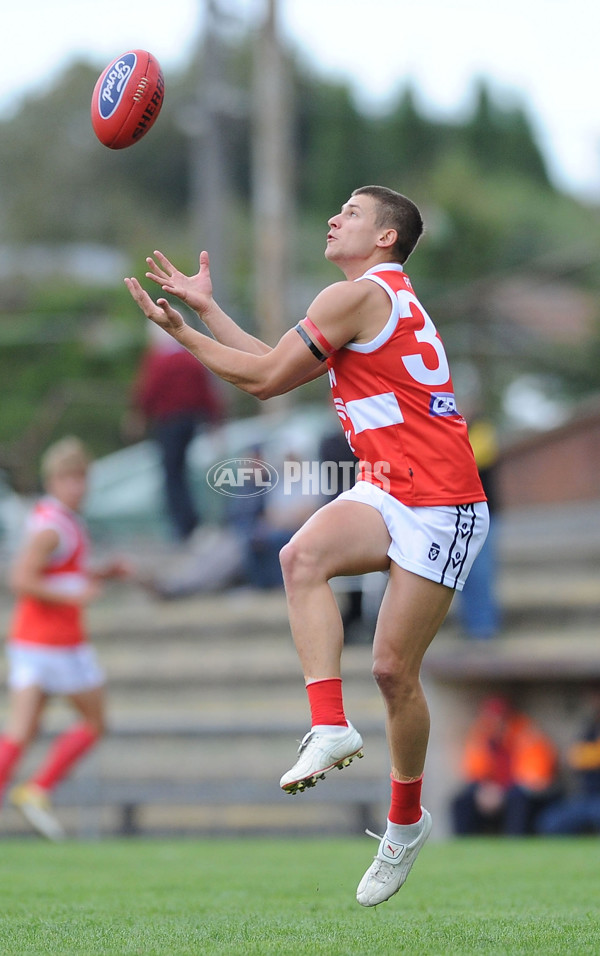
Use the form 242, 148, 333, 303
536, 690, 600, 835
458, 417, 502, 639
131, 325, 224, 540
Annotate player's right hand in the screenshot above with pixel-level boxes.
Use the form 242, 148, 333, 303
145, 249, 213, 316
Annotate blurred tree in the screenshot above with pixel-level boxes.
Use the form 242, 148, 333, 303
464, 81, 550, 185
294, 75, 372, 213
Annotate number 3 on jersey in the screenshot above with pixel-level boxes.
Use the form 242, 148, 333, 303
398, 292, 450, 387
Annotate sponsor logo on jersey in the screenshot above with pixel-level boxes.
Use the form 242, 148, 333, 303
428, 542, 441, 561
429, 392, 459, 417
98, 52, 137, 119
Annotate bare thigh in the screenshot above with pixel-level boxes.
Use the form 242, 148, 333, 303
283, 497, 393, 582
4, 685, 48, 746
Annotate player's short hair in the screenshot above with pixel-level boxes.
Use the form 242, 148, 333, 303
352, 185, 423, 263
40, 436, 90, 483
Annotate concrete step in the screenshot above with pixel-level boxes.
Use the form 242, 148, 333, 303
497, 500, 600, 567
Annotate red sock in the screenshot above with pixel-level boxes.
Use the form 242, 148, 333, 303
306, 678, 347, 727
388, 773, 423, 825
0, 737, 23, 801
32, 724, 99, 792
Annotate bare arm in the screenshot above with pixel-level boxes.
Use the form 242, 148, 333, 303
145, 250, 271, 356
124, 275, 326, 400
9, 529, 101, 606
91, 557, 135, 581
124, 253, 380, 398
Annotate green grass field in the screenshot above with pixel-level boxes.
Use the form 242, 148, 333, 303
0, 836, 598, 955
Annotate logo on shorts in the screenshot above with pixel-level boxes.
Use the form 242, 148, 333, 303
428, 542, 441, 561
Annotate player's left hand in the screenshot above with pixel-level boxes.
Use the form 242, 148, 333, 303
124, 276, 186, 337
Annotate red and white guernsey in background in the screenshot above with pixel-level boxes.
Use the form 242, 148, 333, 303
326, 263, 485, 506
9, 496, 90, 648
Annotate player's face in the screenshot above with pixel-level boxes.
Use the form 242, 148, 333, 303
325, 194, 381, 265
48, 468, 89, 511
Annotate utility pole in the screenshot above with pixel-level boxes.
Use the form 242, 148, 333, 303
251, 0, 293, 355
189, 0, 229, 312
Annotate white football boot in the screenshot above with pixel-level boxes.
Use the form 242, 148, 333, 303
356, 809, 432, 906
280, 722, 364, 794
10, 783, 66, 842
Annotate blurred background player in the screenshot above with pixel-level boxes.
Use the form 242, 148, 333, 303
0, 437, 131, 840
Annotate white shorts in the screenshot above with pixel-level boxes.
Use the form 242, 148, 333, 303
336, 481, 489, 591
7, 643, 105, 695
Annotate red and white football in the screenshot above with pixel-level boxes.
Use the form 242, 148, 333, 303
91, 50, 165, 150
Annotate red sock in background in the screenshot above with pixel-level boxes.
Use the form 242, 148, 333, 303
306, 678, 347, 727
32, 724, 99, 792
0, 737, 23, 801
388, 773, 423, 825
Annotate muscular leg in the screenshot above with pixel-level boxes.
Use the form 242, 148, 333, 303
355, 567, 453, 907
280, 497, 453, 763
279, 498, 391, 681
279, 495, 454, 814
373, 564, 454, 779
278, 499, 391, 792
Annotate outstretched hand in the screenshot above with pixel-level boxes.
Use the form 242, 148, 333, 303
145, 249, 213, 315
124, 276, 187, 337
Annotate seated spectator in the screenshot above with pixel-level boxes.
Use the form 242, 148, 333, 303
143, 450, 321, 597
536, 689, 600, 835
451, 695, 559, 836
244, 451, 321, 590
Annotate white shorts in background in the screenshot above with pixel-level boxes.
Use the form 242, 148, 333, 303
336, 481, 489, 591
7, 643, 105, 695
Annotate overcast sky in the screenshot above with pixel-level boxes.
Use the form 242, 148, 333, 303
3, 0, 599, 201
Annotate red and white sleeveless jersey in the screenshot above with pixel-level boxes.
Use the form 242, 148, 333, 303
9, 496, 90, 647
326, 264, 485, 506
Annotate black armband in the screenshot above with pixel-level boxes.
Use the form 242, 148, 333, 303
295, 323, 327, 362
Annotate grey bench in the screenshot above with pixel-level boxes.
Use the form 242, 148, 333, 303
50, 720, 389, 837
